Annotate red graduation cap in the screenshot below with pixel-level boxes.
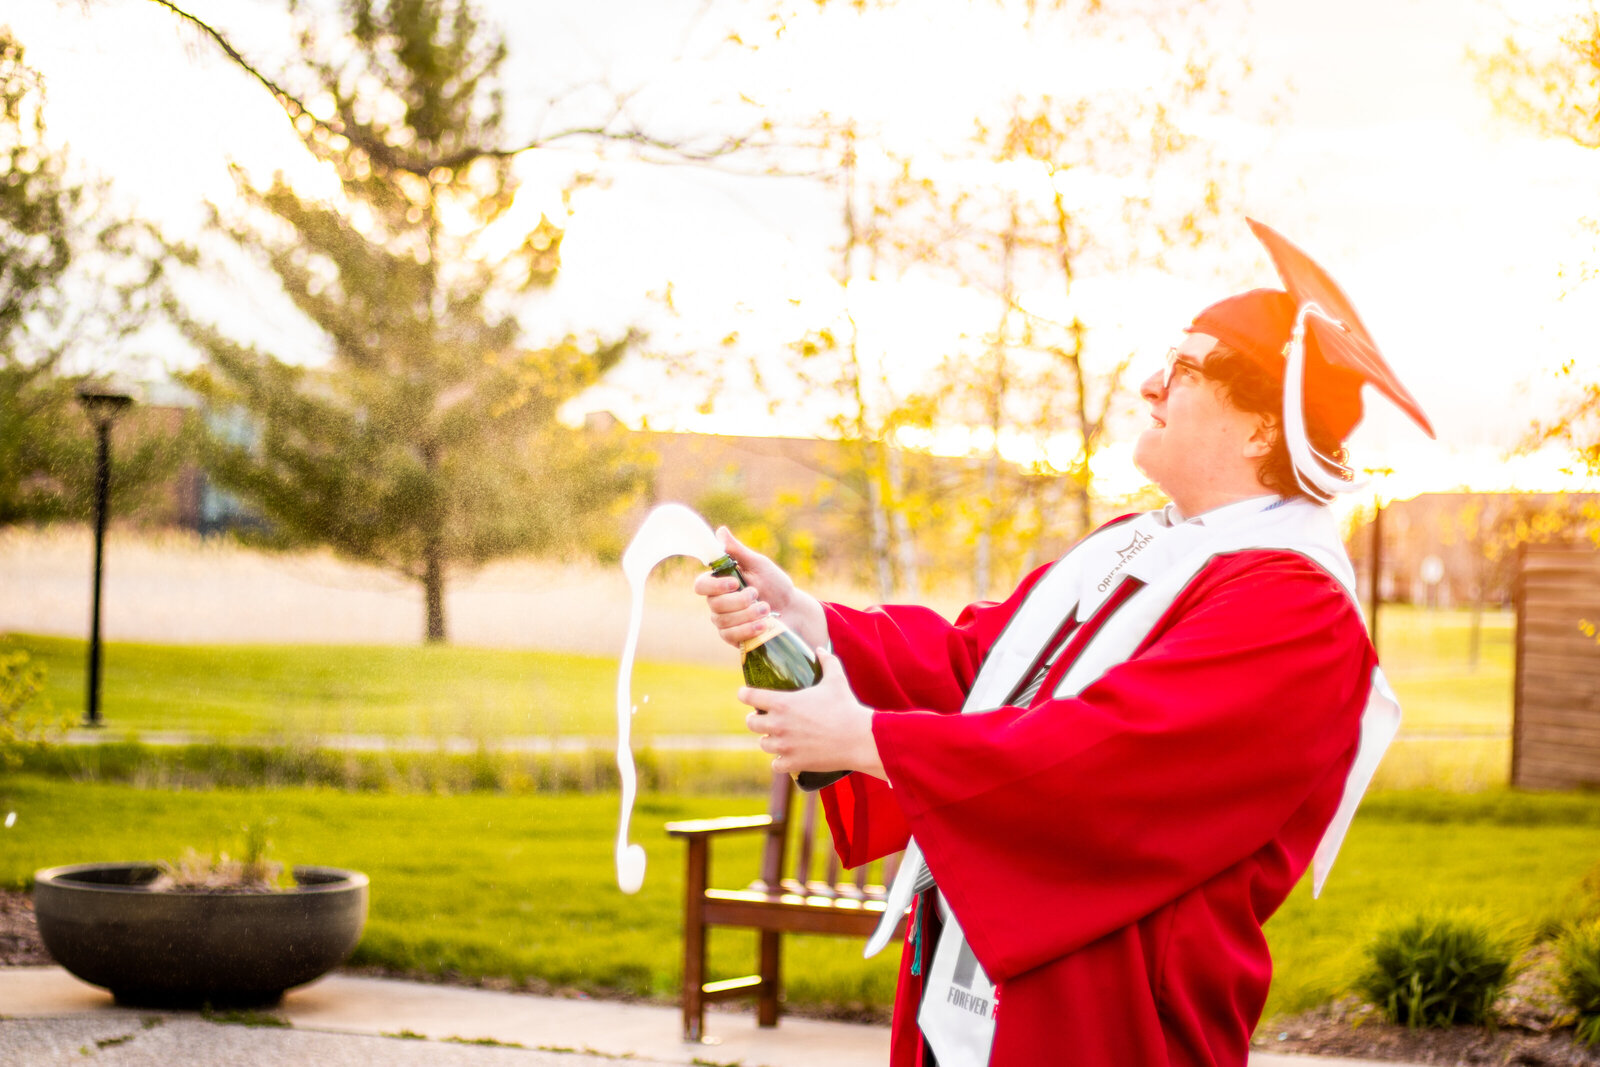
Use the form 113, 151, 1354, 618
1186, 218, 1436, 500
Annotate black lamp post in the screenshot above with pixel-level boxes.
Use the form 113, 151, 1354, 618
75, 382, 134, 728
1368, 501, 1383, 651
1364, 470, 1394, 656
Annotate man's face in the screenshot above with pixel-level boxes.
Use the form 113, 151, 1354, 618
1132, 332, 1271, 513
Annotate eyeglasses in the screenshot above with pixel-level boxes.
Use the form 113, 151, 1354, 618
1161, 348, 1211, 392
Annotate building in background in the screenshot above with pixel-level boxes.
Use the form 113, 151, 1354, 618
122, 404, 1600, 607
1346, 492, 1600, 611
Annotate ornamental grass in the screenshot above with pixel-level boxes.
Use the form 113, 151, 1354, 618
1557, 920, 1600, 1046
1355, 911, 1520, 1028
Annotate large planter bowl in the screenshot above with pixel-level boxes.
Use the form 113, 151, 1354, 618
34, 862, 368, 1008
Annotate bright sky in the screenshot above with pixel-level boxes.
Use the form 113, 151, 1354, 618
7, 0, 1599, 504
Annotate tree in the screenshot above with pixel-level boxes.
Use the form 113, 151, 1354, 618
961, 73, 1236, 535
932, 190, 1029, 601
1479, 2, 1600, 150
784, 121, 944, 600
787, 2, 1247, 597
900, 33, 1242, 595
1436, 493, 1598, 668
1479, 2, 1600, 472
983, 92, 1202, 536
176, 0, 645, 643
0, 29, 179, 526
731, 1, 1246, 599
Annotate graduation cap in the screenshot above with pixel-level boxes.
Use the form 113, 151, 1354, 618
1187, 218, 1435, 501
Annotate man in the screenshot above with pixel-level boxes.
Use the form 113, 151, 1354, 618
694, 219, 1433, 1066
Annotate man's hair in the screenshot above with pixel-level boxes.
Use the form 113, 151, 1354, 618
1201, 342, 1350, 503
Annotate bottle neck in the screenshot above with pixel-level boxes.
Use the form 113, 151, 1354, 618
712, 555, 791, 653
709, 554, 746, 589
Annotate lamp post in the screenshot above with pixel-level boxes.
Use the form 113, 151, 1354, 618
1364, 470, 1394, 656
1368, 501, 1383, 651
76, 382, 134, 728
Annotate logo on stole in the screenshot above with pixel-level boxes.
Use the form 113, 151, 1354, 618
1095, 529, 1154, 594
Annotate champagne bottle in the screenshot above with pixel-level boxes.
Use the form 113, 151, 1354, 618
710, 554, 849, 792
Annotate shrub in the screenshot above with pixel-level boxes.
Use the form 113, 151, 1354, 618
0, 643, 70, 769
1354, 911, 1518, 1028
1557, 920, 1600, 1046
1533, 859, 1600, 945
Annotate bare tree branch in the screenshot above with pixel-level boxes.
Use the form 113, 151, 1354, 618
145, 0, 775, 176
145, 1, 306, 122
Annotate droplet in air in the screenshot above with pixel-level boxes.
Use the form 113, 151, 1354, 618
3, 812, 14, 829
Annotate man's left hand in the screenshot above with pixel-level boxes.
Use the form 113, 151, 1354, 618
740, 649, 886, 781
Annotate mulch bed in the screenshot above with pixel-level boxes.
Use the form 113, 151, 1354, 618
1253, 948, 1598, 1066
5, 887, 1597, 1062
1254, 1000, 1597, 1065
0, 888, 52, 966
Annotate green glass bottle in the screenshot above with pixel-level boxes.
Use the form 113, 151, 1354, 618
710, 554, 849, 792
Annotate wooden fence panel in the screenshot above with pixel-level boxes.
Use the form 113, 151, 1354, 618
1514, 542, 1600, 789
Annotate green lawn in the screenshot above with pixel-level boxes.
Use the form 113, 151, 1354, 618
9, 634, 745, 740
5, 604, 1521, 791
1375, 604, 1513, 671
0, 776, 900, 1015
1376, 605, 1515, 738
0, 602, 1582, 1026
7, 603, 1518, 744
2, 776, 1594, 1023
1263, 789, 1600, 1016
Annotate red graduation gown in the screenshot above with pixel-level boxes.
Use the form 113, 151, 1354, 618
820, 549, 1376, 1067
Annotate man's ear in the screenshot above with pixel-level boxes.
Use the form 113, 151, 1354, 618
1242, 414, 1277, 460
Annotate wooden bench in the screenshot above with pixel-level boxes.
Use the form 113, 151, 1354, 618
664, 773, 907, 1041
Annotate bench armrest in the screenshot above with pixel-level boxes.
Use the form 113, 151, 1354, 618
665, 815, 773, 838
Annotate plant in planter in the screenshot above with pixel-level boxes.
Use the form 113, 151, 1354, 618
33, 823, 368, 1008
150, 821, 289, 894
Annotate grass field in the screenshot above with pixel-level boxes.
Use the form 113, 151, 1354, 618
5, 602, 1517, 739
1369, 605, 1515, 790
0, 777, 902, 1016
9, 634, 745, 740
1263, 789, 1600, 1016
2, 777, 1595, 1022
6, 602, 1521, 791
1, 602, 1588, 1024
1377, 605, 1515, 737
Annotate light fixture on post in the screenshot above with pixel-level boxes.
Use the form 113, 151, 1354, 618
75, 381, 134, 729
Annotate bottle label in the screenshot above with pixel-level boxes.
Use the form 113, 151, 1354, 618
739, 616, 791, 655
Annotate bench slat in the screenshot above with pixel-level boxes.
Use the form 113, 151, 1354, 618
795, 789, 819, 886
703, 975, 764, 999
664, 814, 771, 837
704, 891, 903, 937
758, 774, 792, 889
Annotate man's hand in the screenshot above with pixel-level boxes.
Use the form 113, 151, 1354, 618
691, 527, 828, 651
739, 649, 885, 780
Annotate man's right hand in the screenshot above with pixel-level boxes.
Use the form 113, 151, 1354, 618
692, 527, 828, 652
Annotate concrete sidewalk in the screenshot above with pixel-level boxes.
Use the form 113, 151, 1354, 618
0, 965, 1416, 1067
